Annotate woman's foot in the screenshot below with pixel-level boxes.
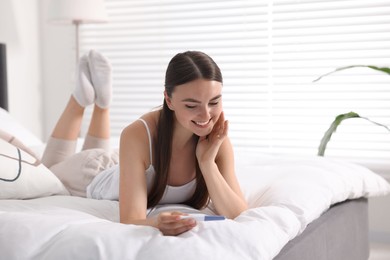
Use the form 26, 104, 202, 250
72, 54, 95, 107
88, 50, 112, 108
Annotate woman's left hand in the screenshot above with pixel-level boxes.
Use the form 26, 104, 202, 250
196, 111, 228, 164
155, 212, 196, 236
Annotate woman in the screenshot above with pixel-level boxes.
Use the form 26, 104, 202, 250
42, 50, 248, 236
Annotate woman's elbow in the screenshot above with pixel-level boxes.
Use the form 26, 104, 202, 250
227, 201, 248, 219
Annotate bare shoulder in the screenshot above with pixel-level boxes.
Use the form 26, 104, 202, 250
139, 110, 160, 133
120, 110, 161, 166
120, 121, 147, 160
121, 111, 159, 138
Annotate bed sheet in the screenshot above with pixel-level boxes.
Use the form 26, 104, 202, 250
0, 152, 389, 260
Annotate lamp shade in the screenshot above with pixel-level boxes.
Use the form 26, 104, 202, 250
48, 0, 108, 24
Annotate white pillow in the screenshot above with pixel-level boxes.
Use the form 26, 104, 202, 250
0, 138, 69, 199
0, 108, 43, 147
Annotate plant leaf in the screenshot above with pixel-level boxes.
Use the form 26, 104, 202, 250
318, 112, 360, 156
313, 65, 390, 82
318, 112, 390, 156
314, 64, 390, 156
366, 66, 390, 75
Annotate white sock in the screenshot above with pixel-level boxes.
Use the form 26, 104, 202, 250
88, 50, 112, 108
73, 55, 95, 107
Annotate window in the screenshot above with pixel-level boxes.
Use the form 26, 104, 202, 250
80, 0, 390, 173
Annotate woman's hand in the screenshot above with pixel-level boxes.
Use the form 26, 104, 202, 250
196, 111, 228, 164
154, 212, 197, 236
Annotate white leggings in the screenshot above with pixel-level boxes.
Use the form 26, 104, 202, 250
41, 135, 118, 197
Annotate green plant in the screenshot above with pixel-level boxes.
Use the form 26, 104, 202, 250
313, 65, 390, 156
313, 65, 390, 83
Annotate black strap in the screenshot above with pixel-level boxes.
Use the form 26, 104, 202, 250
0, 148, 22, 182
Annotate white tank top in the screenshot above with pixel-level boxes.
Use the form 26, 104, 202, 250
86, 118, 197, 205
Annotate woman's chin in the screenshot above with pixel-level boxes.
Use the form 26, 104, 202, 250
193, 128, 212, 137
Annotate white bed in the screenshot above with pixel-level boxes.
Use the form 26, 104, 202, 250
1, 105, 389, 260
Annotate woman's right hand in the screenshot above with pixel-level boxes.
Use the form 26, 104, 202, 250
154, 212, 197, 236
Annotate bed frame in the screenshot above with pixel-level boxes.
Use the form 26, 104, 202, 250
0, 44, 369, 260
275, 198, 369, 260
0, 43, 8, 111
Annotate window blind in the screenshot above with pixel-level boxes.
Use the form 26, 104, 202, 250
80, 0, 390, 170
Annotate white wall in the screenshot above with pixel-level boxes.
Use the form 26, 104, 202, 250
0, 0, 43, 139
40, 0, 75, 140
0, 0, 75, 141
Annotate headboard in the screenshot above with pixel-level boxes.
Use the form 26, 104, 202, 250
0, 43, 8, 111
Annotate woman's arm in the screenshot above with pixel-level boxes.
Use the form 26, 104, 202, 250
119, 120, 196, 235
119, 122, 149, 222
196, 112, 248, 219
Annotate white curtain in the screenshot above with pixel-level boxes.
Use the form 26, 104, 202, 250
80, 0, 390, 170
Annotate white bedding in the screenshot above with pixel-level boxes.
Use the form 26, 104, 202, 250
1, 152, 389, 260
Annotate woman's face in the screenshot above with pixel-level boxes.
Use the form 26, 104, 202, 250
165, 79, 223, 137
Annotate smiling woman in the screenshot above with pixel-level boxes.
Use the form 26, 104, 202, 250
52, 50, 249, 236
32, 50, 246, 236
116, 51, 247, 235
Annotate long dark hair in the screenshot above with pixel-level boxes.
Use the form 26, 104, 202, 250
147, 51, 223, 209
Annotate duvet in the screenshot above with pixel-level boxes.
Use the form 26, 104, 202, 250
0, 152, 389, 260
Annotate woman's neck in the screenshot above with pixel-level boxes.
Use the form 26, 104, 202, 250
172, 123, 197, 151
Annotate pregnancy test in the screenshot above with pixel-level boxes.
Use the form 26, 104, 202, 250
179, 214, 226, 221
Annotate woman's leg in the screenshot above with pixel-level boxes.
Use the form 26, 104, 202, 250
82, 105, 111, 151
42, 52, 95, 168
82, 50, 113, 151
43, 98, 115, 197
42, 50, 117, 197
51, 96, 85, 140
41, 96, 85, 168
48, 103, 117, 197
46, 49, 112, 141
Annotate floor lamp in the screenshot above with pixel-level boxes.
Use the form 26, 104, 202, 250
47, 0, 108, 63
